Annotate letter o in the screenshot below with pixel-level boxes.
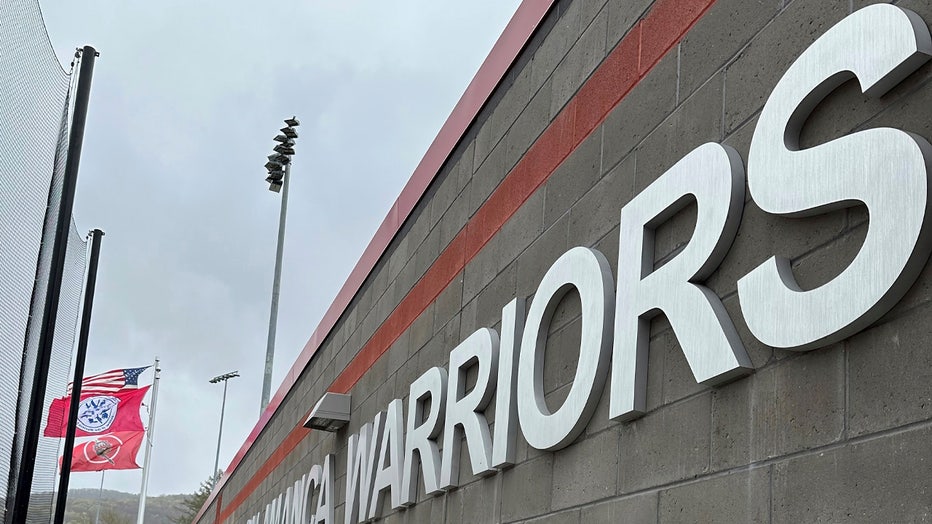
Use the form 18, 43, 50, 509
517, 246, 614, 451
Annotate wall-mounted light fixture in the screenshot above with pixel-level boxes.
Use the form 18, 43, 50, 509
303, 392, 351, 432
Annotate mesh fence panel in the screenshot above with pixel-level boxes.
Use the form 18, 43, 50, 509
0, 0, 86, 521
15, 90, 73, 524
27, 221, 87, 522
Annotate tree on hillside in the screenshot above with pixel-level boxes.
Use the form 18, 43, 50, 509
100, 508, 132, 524
172, 474, 219, 524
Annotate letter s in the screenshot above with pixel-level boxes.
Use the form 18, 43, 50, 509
739, 5, 932, 350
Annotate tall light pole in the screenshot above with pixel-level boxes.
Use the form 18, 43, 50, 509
261, 117, 299, 413
210, 370, 239, 485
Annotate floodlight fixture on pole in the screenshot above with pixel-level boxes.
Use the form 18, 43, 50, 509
210, 371, 239, 486
209, 371, 240, 384
260, 116, 299, 414
273, 144, 295, 156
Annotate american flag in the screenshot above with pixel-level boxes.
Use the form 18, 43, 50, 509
67, 366, 150, 396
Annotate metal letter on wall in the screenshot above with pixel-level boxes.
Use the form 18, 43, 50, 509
369, 399, 405, 518
313, 454, 335, 524
281, 482, 296, 524
289, 475, 304, 524
345, 412, 384, 524
492, 298, 525, 469
292, 483, 305, 523
265, 493, 282, 523
611, 143, 751, 421
303, 464, 322, 524
400, 367, 447, 505
517, 247, 614, 451
440, 327, 499, 489
739, 4, 932, 350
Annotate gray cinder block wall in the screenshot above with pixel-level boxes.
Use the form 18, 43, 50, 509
201, 0, 932, 522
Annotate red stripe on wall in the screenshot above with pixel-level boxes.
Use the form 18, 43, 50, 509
211, 0, 717, 521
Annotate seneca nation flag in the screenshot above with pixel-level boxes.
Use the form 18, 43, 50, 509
44, 385, 149, 438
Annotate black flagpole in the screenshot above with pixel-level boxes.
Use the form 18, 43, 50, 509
53, 228, 104, 524
10, 45, 97, 521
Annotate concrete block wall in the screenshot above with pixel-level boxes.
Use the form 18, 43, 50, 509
203, 0, 932, 522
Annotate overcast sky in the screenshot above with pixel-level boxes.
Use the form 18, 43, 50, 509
40, 1, 523, 496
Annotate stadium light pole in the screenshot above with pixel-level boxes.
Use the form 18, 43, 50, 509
210, 370, 239, 485
260, 116, 299, 414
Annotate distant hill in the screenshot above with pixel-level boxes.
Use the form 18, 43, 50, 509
62, 488, 188, 524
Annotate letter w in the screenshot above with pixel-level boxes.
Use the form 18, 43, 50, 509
345, 412, 385, 524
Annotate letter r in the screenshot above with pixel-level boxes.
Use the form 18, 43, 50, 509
611, 143, 752, 421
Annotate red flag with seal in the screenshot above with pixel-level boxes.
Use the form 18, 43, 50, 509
65, 431, 144, 472
44, 385, 149, 438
